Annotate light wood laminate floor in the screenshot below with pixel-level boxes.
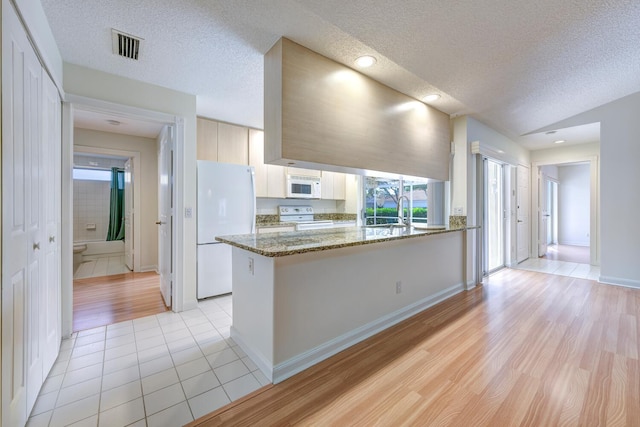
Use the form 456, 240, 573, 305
73, 271, 169, 332
542, 244, 591, 264
190, 268, 640, 426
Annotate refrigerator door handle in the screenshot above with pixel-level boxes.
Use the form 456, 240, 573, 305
250, 167, 256, 234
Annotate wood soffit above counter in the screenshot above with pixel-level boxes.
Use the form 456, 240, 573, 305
264, 37, 451, 181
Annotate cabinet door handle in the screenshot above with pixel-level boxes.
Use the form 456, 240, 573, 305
155, 221, 165, 225
33, 242, 40, 251
49, 236, 55, 243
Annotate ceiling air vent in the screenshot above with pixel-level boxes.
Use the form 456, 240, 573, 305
111, 29, 143, 60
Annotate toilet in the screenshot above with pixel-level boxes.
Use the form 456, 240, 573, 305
73, 243, 87, 274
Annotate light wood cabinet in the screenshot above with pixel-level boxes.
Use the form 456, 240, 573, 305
257, 225, 295, 234
196, 117, 218, 161
218, 122, 249, 165
287, 166, 321, 177
321, 171, 334, 199
321, 171, 346, 200
248, 129, 287, 198
333, 172, 346, 200
249, 129, 268, 197
197, 118, 250, 165
267, 164, 287, 198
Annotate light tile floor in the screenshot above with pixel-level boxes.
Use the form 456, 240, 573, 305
74, 256, 131, 279
28, 295, 268, 427
513, 258, 600, 280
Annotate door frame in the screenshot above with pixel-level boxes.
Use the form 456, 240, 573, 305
73, 145, 141, 272
531, 156, 599, 266
61, 95, 184, 337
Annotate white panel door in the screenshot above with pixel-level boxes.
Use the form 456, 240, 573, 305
41, 71, 62, 377
516, 165, 529, 263
124, 159, 134, 270
158, 126, 173, 307
23, 18, 44, 416
538, 170, 549, 257
2, 2, 39, 423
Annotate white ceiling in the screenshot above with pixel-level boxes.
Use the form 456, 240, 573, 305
74, 108, 164, 138
41, 0, 640, 150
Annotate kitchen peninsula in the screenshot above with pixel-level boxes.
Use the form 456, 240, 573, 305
217, 224, 474, 384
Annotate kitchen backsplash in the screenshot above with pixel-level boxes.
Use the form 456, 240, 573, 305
256, 212, 357, 225
256, 198, 347, 215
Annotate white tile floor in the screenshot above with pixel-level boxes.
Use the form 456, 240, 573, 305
28, 295, 269, 427
74, 256, 131, 279
513, 258, 600, 280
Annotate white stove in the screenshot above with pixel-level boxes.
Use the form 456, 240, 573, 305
279, 206, 335, 230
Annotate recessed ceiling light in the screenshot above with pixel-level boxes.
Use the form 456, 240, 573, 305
106, 119, 121, 126
554, 140, 565, 144
423, 94, 441, 102
355, 55, 376, 68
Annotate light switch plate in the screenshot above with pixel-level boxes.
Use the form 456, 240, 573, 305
453, 207, 463, 215
185, 207, 193, 218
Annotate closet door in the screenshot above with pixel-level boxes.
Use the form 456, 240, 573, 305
42, 72, 62, 377
2, 1, 61, 423
2, 2, 39, 424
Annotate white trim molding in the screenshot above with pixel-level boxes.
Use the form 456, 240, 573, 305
271, 282, 465, 384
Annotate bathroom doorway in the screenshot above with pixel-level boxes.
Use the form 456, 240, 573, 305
70, 107, 170, 331
72, 151, 132, 279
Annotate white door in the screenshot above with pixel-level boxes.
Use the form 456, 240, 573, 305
124, 159, 134, 271
158, 125, 174, 307
538, 170, 549, 257
2, 3, 41, 422
516, 165, 529, 263
41, 71, 62, 378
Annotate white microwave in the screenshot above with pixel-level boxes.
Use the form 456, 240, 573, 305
286, 175, 321, 199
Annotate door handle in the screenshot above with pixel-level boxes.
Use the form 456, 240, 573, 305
33, 242, 40, 251
543, 214, 550, 217
49, 236, 55, 243
155, 221, 165, 225
517, 220, 523, 223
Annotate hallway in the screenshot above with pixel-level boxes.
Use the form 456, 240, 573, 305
73, 272, 169, 332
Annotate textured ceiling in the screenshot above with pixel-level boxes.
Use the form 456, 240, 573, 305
41, 0, 640, 149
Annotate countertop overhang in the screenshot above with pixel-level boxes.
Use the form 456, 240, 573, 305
216, 225, 478, 257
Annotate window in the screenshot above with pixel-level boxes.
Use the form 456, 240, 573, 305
363, 177, 444, 225
73, 168, 111, 181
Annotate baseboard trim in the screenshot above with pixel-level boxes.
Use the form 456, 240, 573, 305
598, 275, 640, 289
140, 265, 158, 273
556, 241, 589, 247
230, 327, 274, 381
272, 282, 465, 384
182, 299, 199, 311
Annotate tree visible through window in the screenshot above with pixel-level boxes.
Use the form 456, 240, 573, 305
363, 177, 430, 225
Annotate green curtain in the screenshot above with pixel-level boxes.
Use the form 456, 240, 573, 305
106, 167, 125, 241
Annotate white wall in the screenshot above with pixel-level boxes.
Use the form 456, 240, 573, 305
64, 64, 198, 308
540, 165, 559, 181
558, 164, 590, 246
451, 116, 531, 286
535, 93, 640, 287
74, 129, 159, 270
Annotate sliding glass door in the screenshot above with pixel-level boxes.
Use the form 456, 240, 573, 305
484, 159, 505, 273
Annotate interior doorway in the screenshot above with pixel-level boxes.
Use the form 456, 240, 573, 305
537, 162, 592, 265
65, 103, 176, 332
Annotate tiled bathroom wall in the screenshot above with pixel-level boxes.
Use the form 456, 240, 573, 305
74, 154, 126, 242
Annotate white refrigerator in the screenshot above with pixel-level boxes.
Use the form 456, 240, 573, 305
197, 161, 256, 298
